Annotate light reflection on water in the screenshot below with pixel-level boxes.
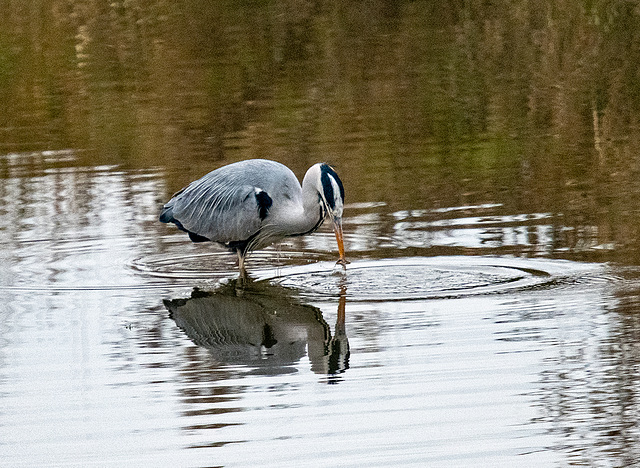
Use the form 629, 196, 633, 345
1, 160, 640, 466
4, 0, 640, 462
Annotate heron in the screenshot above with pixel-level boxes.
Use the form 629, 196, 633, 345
159, 159, 348, 272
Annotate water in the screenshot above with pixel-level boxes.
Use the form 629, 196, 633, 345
4, 2, 640, 467
2, 154, 640, 467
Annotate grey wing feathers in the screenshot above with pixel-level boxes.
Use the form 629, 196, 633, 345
161, 169, 264, 244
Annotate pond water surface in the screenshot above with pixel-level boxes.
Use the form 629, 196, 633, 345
3, 153, 640, 467
4, 2, 640, 467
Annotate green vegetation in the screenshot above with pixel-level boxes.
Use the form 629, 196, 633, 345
2, 0, 640, 248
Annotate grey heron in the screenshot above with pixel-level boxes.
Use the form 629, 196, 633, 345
159, 159, 348, 272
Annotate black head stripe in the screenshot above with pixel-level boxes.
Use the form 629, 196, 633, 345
320, 163, 345, 209
320, 170, 335, 209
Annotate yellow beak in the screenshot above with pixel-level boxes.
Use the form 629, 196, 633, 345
332, 218, 349, 266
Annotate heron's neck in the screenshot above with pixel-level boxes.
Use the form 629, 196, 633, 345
299, 182, 325, 234
277, 180, 323, 237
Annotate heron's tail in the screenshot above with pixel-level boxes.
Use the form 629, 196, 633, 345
159, 201, 184, 230
159, 203, 174, 224
159, 201, 211, 243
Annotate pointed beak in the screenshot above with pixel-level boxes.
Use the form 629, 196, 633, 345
332, 217, 349, 266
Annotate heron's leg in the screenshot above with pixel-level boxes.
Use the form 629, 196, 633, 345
236, 249, 246, 274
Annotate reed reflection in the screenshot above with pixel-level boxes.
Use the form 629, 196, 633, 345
164, 279, 349, 376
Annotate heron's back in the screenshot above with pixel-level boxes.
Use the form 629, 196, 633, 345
160, 159, 302, 246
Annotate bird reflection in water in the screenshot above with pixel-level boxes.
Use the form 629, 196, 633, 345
164, 279, 349, 377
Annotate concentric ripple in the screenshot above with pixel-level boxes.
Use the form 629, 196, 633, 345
258, 256, 605, 301
131, 247, 326, 280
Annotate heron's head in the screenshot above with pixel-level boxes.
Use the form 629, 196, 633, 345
305, 163, 348, 266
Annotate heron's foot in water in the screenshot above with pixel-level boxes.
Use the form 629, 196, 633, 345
336, 258, 350, 267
